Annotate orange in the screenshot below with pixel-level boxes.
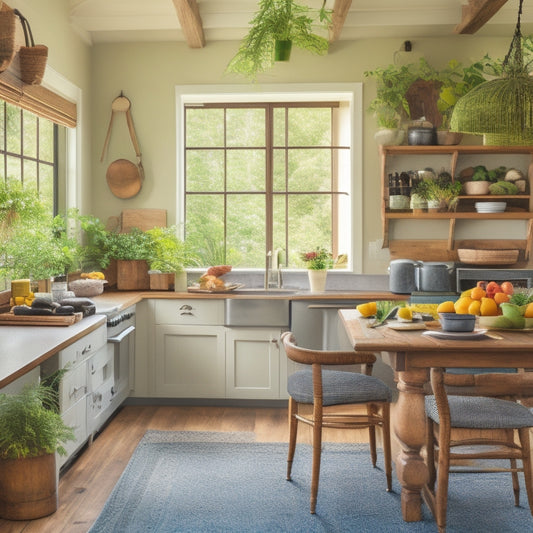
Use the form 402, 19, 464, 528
470, 287, 486, 300
480, 297, 498, 316
454, 296, 473, 314
525, 303, 533, 318
493, 292, 510, 304
436, 301, 455, 314
356, 301, 377, 317
468, 300, 481, 316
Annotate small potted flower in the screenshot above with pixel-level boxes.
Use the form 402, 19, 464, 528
301, 247, 333, 292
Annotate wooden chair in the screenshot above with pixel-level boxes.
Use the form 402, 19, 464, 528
281, 332, 393, 514
424, 368, 533, 533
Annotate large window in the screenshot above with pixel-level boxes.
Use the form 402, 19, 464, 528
0, 100, 58, 216
179, 86, 360, 270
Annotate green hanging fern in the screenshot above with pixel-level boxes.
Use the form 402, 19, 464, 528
226, 0, 331, 81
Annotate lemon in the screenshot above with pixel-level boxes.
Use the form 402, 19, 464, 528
356, 301, 377, 317
397, 307, 413, 321
437, 301, 455, 314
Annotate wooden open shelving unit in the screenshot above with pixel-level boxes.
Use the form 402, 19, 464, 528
380, 145, 533, 263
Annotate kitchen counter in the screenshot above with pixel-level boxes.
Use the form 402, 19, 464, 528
0, 289, 407, 390
0, 314, 106, 389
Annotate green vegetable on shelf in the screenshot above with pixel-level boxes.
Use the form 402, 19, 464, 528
471, 165, 488, 181
488, 181, 519, 195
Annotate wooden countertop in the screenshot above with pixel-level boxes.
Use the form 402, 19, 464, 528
0, 290, 407, 390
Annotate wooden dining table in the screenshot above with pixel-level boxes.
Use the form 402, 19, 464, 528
339, 308, 533, 522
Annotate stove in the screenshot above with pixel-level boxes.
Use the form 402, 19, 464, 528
87, 305, 136, 437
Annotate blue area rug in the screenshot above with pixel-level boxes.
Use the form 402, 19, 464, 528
89, 430, 532, 533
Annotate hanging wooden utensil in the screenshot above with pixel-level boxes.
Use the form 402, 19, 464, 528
101, 93, 144, 199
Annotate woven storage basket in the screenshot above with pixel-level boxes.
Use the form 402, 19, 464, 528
0, 6, 16, 73
457, 248, 519, 266
14, 9, 47, 85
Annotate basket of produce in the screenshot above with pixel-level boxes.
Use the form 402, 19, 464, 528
69, 272, 107, 297
457, 248, 519, 266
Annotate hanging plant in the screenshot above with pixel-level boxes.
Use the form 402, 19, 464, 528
226, 0, 332, 81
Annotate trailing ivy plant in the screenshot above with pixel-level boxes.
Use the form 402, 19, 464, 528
226, 0, 331, 80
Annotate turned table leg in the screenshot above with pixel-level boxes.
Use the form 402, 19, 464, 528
394, 368, 429, 521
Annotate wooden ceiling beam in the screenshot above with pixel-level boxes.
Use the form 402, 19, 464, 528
172, 0, 205, 48
329, 0, 352, 42
454, 0, 509, 34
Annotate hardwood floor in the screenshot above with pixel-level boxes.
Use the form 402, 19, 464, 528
0, 404, 372, 533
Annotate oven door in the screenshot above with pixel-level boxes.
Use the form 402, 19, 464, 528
107, 325, 135, 404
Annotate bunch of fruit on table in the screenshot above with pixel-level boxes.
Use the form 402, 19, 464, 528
439, 281, 533, 329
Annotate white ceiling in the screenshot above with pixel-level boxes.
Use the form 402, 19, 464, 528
69, 0, 533, 45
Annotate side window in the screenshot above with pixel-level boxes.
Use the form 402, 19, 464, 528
184, 101, 351, 269
0, 101, 57, 216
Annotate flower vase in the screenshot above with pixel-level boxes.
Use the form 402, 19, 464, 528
308, 269, 327, 293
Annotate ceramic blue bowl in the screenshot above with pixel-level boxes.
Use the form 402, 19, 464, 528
438, 313, 476, 332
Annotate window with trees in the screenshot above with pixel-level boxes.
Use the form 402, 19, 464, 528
183, 96, 354, 270
0, 101, 57, 215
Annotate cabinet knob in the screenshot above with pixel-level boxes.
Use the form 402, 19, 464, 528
179, 304, 193, 311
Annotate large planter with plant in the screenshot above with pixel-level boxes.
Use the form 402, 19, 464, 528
146, 226, 198, 292
0, 379, 74, 520
108, 229, 153, 290
225, 0, 331, 80
364, 57, 489, 145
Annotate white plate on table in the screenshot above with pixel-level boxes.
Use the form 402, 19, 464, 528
422, 329, 487, 341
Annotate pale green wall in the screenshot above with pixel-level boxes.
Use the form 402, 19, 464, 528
91, 36, 512, 272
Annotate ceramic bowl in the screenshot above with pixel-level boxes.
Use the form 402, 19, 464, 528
438, 312, 476, 332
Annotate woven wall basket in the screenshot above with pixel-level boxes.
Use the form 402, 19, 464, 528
0, 6, 16, 73
14, 9, 48, 85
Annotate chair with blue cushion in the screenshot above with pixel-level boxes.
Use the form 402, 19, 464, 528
424, 368, 533, 533
281, 332, 393, 514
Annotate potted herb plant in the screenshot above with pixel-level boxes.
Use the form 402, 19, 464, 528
146, 226, 198, 291
412, 175, 462, 212
226, 0, 331, 80
108, 228, 153, 291
0, 378, 74, 520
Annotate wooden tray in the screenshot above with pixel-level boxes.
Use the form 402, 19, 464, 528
0, 312, 83, 326
187, 283, 244, 293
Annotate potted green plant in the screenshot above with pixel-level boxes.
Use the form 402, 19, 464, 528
146, 226, 199, 291
436, 58, 487, 145
108, 228, 153, 291
0, 378, 74, 520
225, 0, 331, 80
0, 214, 81, 288
412, 176, 462, 212
300, 247, 333, 292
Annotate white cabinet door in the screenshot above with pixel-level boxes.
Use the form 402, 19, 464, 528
225, 328, 282, 399
154, 325, 225, 397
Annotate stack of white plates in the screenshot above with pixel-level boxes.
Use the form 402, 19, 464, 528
475, 201, 507, 213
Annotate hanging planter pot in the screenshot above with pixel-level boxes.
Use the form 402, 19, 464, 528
274, 40, 292, 62
14, 9, 48, 85
0, 6, 16, 73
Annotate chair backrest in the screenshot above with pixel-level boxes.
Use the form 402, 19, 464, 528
432, 368, 533, 399
281, 331, 377, 372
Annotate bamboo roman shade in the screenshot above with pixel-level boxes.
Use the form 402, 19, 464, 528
0, 3, 76, 127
